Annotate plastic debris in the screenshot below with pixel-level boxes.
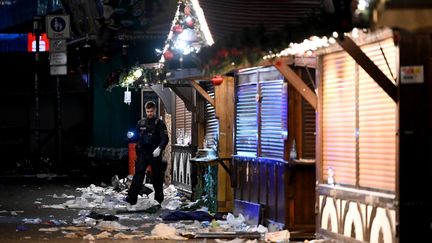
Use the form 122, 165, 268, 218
16, 225, 29, 231
23, 218, 42, 224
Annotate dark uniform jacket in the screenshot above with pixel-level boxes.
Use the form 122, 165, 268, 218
134, 117, 169, 154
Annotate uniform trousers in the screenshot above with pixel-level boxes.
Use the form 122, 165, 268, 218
128, 150, 164, 204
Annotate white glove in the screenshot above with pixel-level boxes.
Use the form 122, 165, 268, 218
152, 147, 161, 157
126, 131, 134, 139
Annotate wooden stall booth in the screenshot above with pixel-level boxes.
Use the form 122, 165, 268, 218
315, 28, 398, 243
232, 65, 316, 234
163, 69, 234, 213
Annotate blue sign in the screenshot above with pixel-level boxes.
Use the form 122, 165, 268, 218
46, 15, 70, 39
50, 17, 66, 32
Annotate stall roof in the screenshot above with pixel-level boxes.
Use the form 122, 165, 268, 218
199, 0, 322, 42
372, 0, 432, 32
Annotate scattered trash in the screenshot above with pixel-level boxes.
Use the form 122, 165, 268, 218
16, 225, 29, 231
11, 210, 24, 216
215, 238, 258, 243
116, 204, 161, 214
11, 174, 270, 241
264, 229, 290, 242
83, 234, 95, 241
162, 210, 215, 221
38, 227, 60, 232
87, 211, 119, 221
113, 232, 144, 240
141, 223, 187, 240
52, 193, 75, 199
64, 232, 80, 238
194, 232, 262, 240
95, 231, 112, 239
23, 218, 42, 224
95, 221, 129, 232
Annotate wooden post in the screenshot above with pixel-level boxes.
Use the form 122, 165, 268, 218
273, 59, 318, 110
214, 76, 235, 212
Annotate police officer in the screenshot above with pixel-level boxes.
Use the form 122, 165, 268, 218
126, 101, 169, 205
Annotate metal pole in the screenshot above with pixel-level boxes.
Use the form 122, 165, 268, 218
33, 17, 41, 159
56, 75, 62, 167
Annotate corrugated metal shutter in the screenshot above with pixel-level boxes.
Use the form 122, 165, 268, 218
175, 95, 192, 143
302, 98, 316, 159
358, 38, 397, 191
259, 70, 286, 159
204, 83, 218, 148
235, 72, 258, 156
322, 37, 397, 192
322, 51, 357, 186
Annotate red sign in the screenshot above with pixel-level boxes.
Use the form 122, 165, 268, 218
27, 33, 50, 52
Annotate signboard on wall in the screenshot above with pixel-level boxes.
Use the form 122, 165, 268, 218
401, 65, 424, 84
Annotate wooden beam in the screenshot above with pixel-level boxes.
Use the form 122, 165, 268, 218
273, 59, 317, 110
337, 36, 398, 103
189, 80, 215, 107
168, 86, 195, 112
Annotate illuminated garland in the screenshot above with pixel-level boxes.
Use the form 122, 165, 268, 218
105, 65, 167, 90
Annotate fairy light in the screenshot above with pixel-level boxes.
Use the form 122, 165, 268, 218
263, 28, 362, 60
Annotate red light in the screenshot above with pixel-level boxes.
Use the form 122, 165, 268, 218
27, 33, 50, 52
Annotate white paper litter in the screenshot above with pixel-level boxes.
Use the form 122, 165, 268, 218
264, 229, 290, 242
141, 223, 187, 240
83, 234, 95, 241
23, 218, 42, 224
52, 193, 75, 199
95, 231, 112, 239
95, 221, 129, 232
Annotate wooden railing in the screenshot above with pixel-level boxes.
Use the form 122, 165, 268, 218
171, 145, 195, 193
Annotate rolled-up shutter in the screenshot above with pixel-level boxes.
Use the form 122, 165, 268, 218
235, 72, 258, 156
322, 51, 357, 186
358, 38, 397, 191
321, 37, 397, 192
259, 70, 286, 159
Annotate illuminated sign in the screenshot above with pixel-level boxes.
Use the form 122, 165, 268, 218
27, 33, 50, 52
